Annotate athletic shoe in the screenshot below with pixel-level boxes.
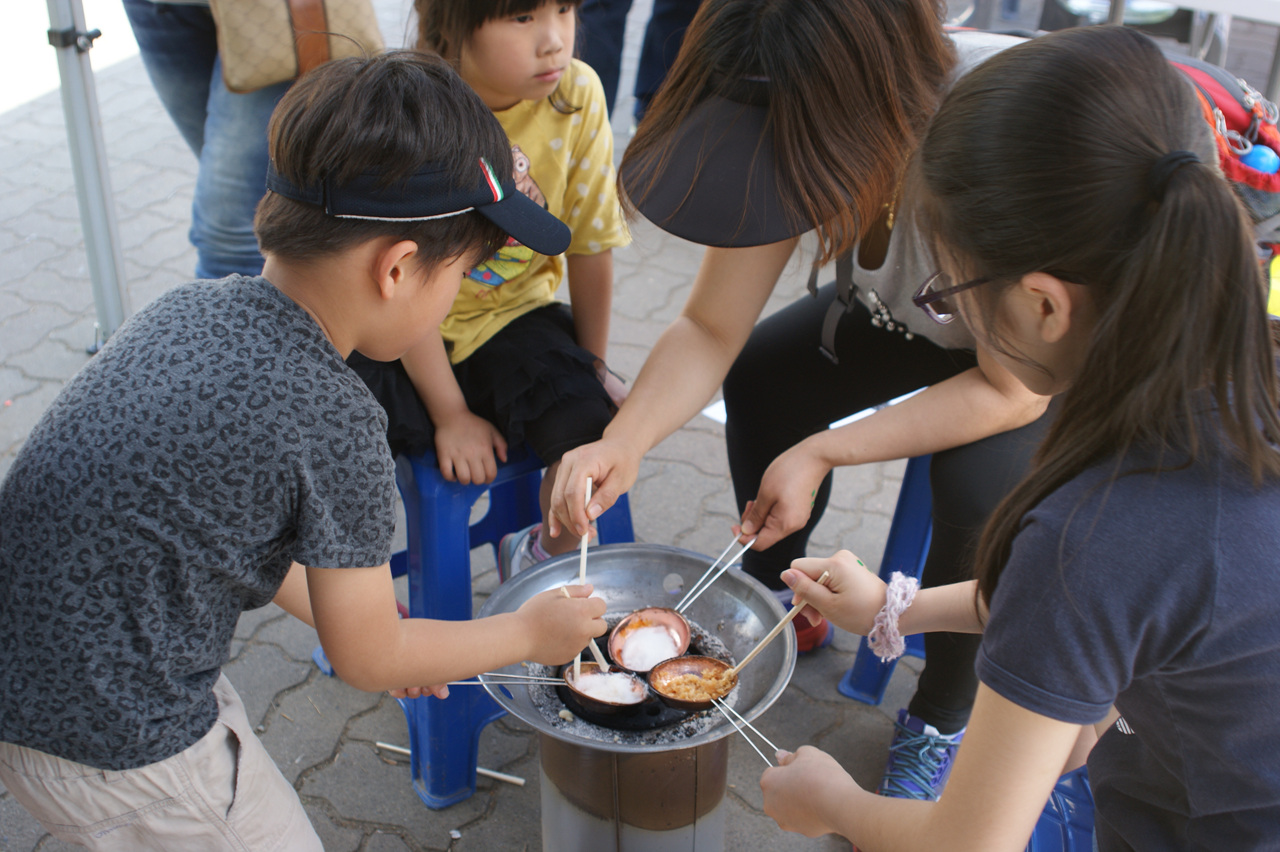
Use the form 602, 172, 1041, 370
498, 522, 542, 582
772, 588, 835, 653
877, 709, 965, 801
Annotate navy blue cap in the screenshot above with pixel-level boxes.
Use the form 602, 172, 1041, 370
266, 156, 571, 257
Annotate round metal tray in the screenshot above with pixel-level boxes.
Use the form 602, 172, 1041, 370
475, 543, 796, 753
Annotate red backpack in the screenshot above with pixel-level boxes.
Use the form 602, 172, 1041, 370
1167, 52, 1280, 244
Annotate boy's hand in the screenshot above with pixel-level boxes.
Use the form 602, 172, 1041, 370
434, 410, 508, 484
781, 550, 885, 636
515, 584, 607, 665
760, 745, 861, 838
735, 440, 830, 551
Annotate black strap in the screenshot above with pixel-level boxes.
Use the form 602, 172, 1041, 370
812, 251, 856, 364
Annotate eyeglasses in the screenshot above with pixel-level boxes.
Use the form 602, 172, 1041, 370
911, 272, 991, 324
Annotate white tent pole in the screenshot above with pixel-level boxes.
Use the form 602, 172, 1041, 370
46, 0, 129, 351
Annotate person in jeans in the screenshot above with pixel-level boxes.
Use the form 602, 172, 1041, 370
122, 0, 292, 278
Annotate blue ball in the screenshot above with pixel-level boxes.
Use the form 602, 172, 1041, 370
1241, 144, 1280, 174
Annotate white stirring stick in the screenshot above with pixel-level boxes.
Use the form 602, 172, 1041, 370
712, 699, 773, 767
675, 537, 757, 614
714, 697, 780, 754
726, 571, 830, 678
673, 534, 741, 612
574, 477, 593, 681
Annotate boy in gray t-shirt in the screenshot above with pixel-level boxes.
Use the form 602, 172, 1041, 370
0, 51, 607, 850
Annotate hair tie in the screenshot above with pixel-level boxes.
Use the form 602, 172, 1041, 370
1147, 150, 1201, 201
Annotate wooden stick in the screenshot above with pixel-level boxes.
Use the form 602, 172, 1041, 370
575, 477, 592, 682
727, 571, 830, 678
561, 586, 609, 673
586, 637, 610, 670
578, 477, 592, 585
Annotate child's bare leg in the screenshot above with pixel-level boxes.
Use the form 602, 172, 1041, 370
539, 460, 579, 556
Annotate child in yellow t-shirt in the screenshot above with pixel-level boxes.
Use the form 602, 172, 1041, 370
348, 0, 629, 577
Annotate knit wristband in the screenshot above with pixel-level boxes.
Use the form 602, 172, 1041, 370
867, 571, 919, 662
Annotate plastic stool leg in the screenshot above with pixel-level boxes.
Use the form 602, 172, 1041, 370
838, 455, 933, 705
1026, 765, 1094, 851
397, 453, 510, 808
596, 492, 635, 543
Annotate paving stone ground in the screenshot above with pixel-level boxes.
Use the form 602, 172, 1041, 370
1, 5, 1277, 850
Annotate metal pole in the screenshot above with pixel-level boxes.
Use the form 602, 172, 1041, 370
46, 0, 129, 350
1106, 0, 1126, 26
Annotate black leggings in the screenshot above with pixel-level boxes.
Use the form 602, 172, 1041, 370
723, 283, 1051, 733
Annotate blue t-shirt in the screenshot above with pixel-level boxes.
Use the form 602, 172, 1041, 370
977, 433, 1280, 850
0, 276, 397, 770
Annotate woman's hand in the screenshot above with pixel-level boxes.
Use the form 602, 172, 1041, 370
736, 438, 831, 551
433, 410, 508, 484
782, 550, 886, 636
760, 745, 862, 838
547, 436, 641, 539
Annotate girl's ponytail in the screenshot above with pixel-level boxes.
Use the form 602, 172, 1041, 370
912, 26, 1280, 607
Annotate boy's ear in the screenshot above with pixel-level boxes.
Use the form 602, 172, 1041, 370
373, 239, 421, 301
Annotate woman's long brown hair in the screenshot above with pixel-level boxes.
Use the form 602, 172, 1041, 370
913, 26, 1280, 609
621, 0, 955, 263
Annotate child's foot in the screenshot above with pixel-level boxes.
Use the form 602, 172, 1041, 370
772, 588, 835, 653
877, 709, 965, 801
498, 523, 551, 582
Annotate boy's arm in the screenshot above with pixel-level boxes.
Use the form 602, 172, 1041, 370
566, 250, 613, 362
303, 562, 607, 691
400, 329, 507, 483
272, 562, 314, 627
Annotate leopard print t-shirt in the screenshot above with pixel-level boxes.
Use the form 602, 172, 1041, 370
0, 276, 396, 770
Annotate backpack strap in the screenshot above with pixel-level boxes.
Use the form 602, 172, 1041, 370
808, 251, 856, 364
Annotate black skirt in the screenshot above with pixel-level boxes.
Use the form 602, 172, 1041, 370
348, 303, 614, 463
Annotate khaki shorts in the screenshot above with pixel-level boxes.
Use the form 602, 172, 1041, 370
0, 675, 322, 852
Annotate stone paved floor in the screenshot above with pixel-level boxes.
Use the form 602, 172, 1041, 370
2, 4, 1278, 851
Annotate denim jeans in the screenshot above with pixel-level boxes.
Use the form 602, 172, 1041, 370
122, 0, 291, 279
577, 0, 701, 119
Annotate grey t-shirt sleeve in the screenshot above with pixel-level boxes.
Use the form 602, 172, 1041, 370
292, 425, 397, 569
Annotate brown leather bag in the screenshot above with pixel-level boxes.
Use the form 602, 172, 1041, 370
208, 0, 384, 94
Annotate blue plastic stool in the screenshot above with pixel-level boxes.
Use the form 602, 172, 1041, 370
313, 445, 633, 809
1028, 766, 1095, 851
837, 454, 931, 704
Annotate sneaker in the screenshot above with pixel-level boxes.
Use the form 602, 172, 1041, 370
877, 709, 965, 801
498, 522, 542, 582
772, 588, 834, 653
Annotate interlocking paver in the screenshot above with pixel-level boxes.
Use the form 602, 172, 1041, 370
3, 5, 1278, 850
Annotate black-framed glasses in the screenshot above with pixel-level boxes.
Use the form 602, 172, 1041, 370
911, 272, 991, 324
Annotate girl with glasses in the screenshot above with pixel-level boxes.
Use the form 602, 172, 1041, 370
765, 25, 1280, 849
549, 0, 1047, 800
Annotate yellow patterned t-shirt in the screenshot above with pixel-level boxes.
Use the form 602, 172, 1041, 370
441, 59, 630, 363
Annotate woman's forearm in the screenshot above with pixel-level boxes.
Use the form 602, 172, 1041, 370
602, 238, 799, 456
898, 580, 985, 635
807, 359, 1050, 470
